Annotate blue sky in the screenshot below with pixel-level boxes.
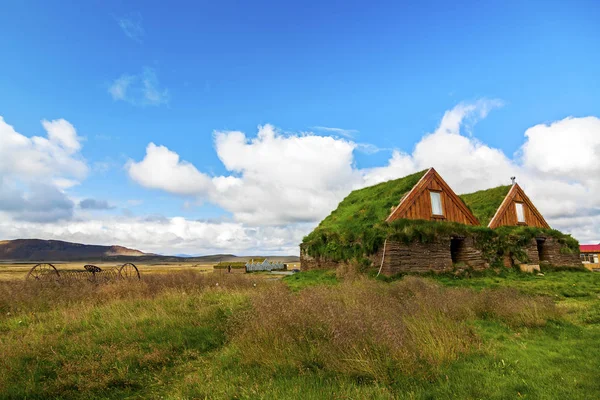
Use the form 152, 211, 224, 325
0, 1, 599, 254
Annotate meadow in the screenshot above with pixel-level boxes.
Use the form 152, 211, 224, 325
0, 265, 599, 399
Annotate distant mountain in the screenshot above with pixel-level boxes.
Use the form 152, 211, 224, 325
0, 239, 149, 261
0, 239, 300, 263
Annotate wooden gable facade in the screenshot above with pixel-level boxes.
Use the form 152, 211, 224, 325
386, 168, 480, 225
488, 183, 550, 229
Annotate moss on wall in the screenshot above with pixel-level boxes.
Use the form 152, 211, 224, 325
302, 219, 579, 269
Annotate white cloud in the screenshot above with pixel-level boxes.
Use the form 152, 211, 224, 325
362, 99, 512, 191
211, 124, 360, 224
126, 100, 600, 248
359, 101, 600, 243
5, 102, 599, 255
521, 116, 600, 179
0, 116, 87, 182
0, 214, 306, 256
128, 124, 360, 225
127, 143, 213, 195
41, 119, 82, 154
0, 116, 88, 223
108, 68, 169, 107
117, 13, 144, 42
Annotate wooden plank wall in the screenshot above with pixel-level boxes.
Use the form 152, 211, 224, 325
491, 189, 548, 228
391, 174, 478, 225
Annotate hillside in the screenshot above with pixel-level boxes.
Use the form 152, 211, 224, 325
459, 185, 512, 226
0, 239, 150, 261
0, 239, 300, 263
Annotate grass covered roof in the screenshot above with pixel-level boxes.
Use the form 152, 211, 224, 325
312, 169, 428, 236
302, 173, 577, 264
459, 185, 511, 227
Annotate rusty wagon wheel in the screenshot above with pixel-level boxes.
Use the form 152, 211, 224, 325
119, 263, 140, 280
26, 263, 60, 281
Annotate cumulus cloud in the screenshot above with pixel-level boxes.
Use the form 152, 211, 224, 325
0, 116, 87, 223
127, 143, 213, 195
359, 102, 600, 243
362, 99, 512, 192
0, 215, 306, 256
211, 124, 360, 224
109, 68, 169, 107
0, 117, 87, 181
126, 100, 600, 248
5, 102, 599, 255
521, 117, 600, 179
127, 124, 360, 225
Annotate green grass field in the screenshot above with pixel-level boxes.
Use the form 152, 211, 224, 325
1, 268, 599, 399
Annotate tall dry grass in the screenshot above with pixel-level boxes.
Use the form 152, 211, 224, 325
0, 271, 260, 397
0, 271, 562, 393
231, 276, 561, 382
0, 270, 257, 315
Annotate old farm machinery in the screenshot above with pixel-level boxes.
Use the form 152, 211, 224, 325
26, 263, 140, 283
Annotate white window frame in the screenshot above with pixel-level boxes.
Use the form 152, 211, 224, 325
430, 191, 443, 216
515, 202, 525, 223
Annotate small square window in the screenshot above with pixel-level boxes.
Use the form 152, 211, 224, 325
430, 191, 443, 216
515, 203, 525, 223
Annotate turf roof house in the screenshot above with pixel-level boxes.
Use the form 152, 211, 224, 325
301, 168, 488, 274
460, 182, 582, 268
301, 168, 581, 274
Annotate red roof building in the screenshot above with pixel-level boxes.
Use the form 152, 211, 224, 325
580, 244, 600, 253
580, 244, 600, 265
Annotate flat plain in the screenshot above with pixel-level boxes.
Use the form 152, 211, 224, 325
0, 261, 208, 281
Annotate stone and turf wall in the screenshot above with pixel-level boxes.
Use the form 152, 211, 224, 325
451, 236, 489, 270
300, 246, 344, 271
373, 238, 453, 275
300, 235, 582, 275
538, 237, 582, 268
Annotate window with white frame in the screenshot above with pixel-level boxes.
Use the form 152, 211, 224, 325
582, 253, 600, 263
430, 191, 443, 216
515, 202, 525, 223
